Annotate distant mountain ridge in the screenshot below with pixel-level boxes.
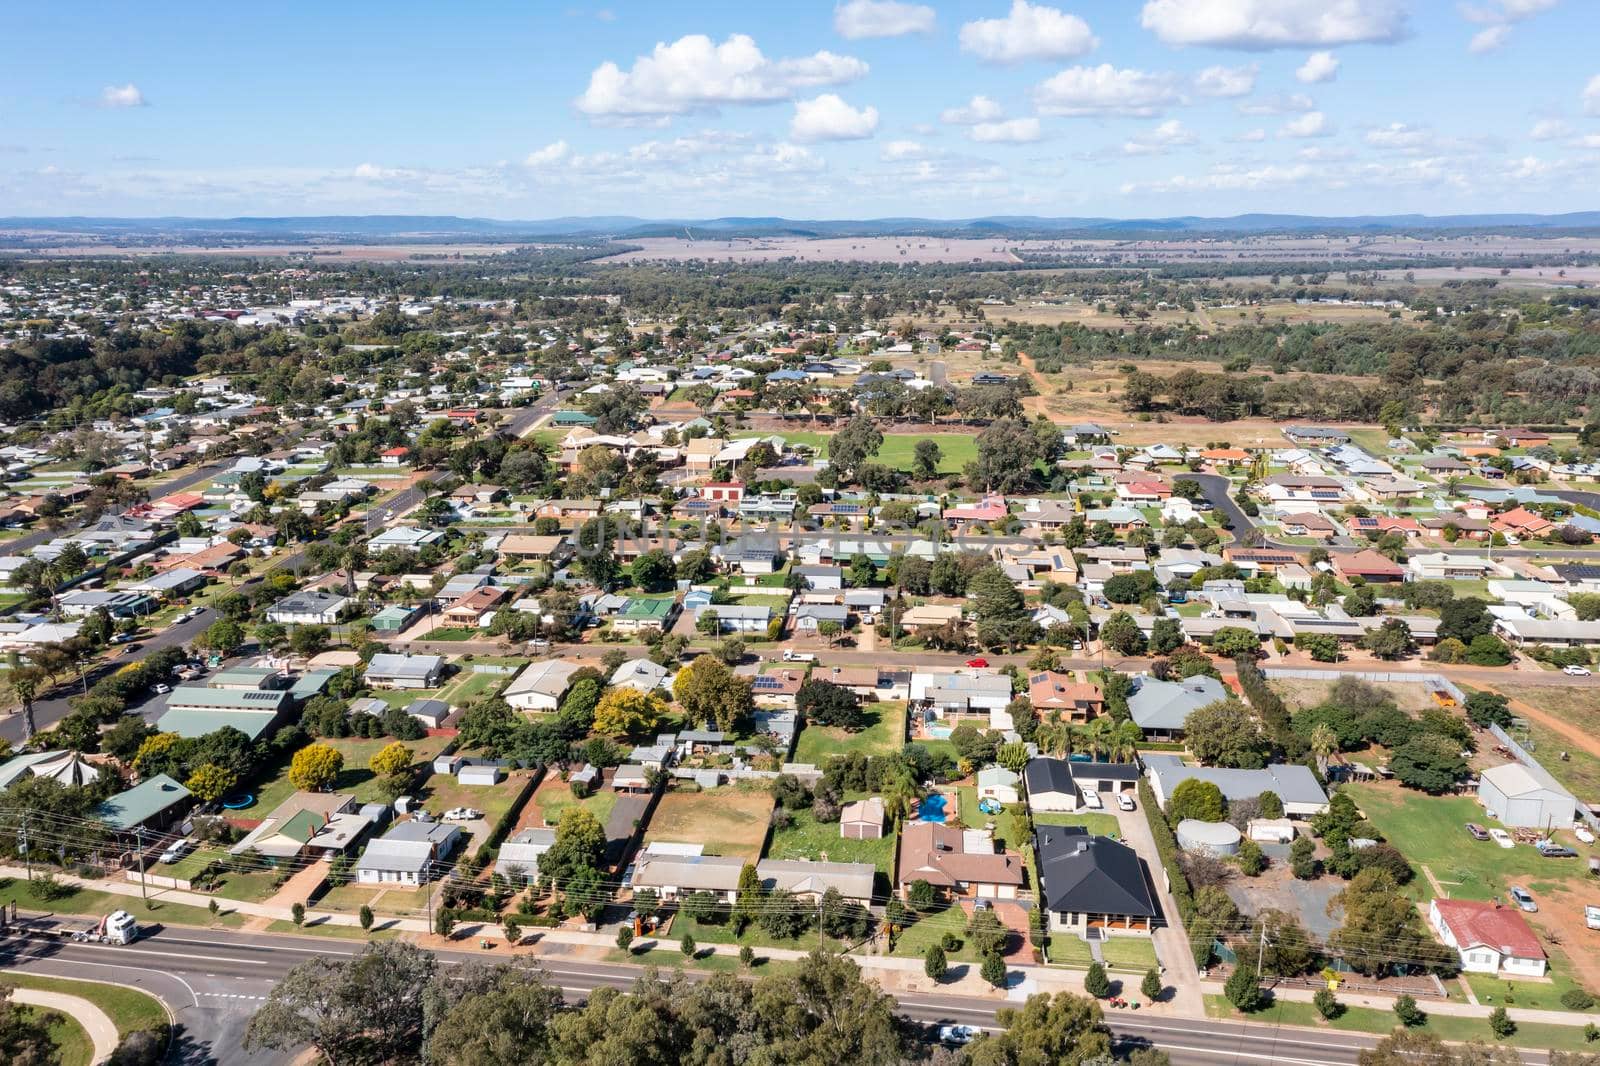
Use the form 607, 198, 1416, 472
5, 211, 1600, 242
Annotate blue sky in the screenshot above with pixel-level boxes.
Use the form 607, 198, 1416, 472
4, 1, 1598, 219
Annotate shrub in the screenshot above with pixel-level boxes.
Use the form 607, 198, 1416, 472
1237, 839, 1266, 876
1488, 1006, 1515, 1038
1314, 988, 1343, 1019
940, 932, 962, 952
679, 933, 696, 958
1393, 994, 1426, 1028
924, 944, 948, 982
1141, 968, 1163, 1003
1225, 964, 1264, 1013
1562, 988, 1596, 1012
291, 902, 305, 926
739, 945, 755, 969
359, 904, 374, 931
980, 952, 1008, 987
1084, 962, 1111, 998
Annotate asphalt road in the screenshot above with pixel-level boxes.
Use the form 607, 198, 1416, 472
0, 606, 218, 744
3, 923, 1538, 1066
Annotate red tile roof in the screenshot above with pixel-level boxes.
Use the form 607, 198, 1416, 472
1433, 899, 1544, 960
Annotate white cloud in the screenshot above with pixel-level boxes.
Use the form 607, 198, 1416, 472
1194, 64, 1258, 97
1573, 134, 1600, 150
1033, 64, 1182, 117
970, 117, 1042, 143
1122, 119, 1198, 154
1279, 111, 1332, 137
1140, 0, 1407, 49
789, 94, 879, 141
959, 1, 1098, 64
576, 34, 867, 118
1237, 92, 1316, 115
1365, 122, 1432, 150
1122, 161, 1316, 196
882, 139, 926, 160
1506, 154, 1555, 180
1468, 25, 1512, 53
1296, 51, 1340, 82
940, 95, 1005, 125
834, 0, 936, 39
523, 141, 571, 167
1585, 74, 1600, 116
1529, 118, 1571, 140
100, 84, 147, 108
1233, 128, 1268, 142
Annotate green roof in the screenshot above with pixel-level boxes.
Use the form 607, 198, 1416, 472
97, 774, 191, 831
552, 411, 597, 425
279, 809, 325, 844
166, 685, 292, 711
371, 605, 420, 630
289, 668, 340, 702
155, 706, 280, 741
621, 597, 675, 620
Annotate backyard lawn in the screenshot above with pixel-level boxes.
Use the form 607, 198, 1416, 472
249, 735, 452, 814
420, 769, 532, 829
765, 808, 895, 874
527, 775, 618, 828
793, 702, 906, 765
733, 431, 977, 475
644, 786, 773, 861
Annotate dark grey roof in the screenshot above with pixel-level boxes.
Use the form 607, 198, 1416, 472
1024, 757, 1077, 796
1035, 827, 1157, 919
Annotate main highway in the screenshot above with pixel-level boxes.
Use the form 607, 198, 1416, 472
0, 922, 1557, 1065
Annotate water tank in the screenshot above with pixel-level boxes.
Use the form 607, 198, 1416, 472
1176, 819, 1242, 857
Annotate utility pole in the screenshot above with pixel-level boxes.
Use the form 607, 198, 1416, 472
135, 826, 148, 902
1256, 920, 1270, 977
19, 816, 30, 882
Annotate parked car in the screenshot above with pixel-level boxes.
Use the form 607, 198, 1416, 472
1509, 886, 1538, 912
1586, 904, 1600, 930
1563, 665, 1593, 676
1117, 793, 1136, 812
964, 658, 989, 668
1465, 823, 1489, 841
1577, 826, 1596, 844
1538, 842, 1578, 858
442, 807, 483, 822
938, 1025, 979, 1046
159, 839, 193, 864
153, 683, 171, 695
1489, 828, 1515, 849
1082, 790, 1103, 810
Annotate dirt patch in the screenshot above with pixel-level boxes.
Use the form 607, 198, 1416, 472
643, 786, 774, 861
1268, 678, 1442, 714
1524, 881, 1600, 994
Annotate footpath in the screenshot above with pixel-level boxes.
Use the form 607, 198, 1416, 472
6, 985, 120, 1064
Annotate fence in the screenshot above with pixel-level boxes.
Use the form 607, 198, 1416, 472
1261, 667, 1465, 704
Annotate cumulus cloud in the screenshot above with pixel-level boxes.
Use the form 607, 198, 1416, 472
1364, 122, 1432, 150
834, 0, 936, 39
1585, 73, 1600, 116
100, 84, 147, 108
1297, 51, 1340, 82
940, 95, 1005, 125
1122, 162, 1316, 196
970, 117, 1042, 143
1573, 134, 1600, 150
523, 141, 571, 167
959, 1, 1098, 64
1232, 128, 1268, 142
1528, 118, 1571, 140
789, 94, 879, 141
1194, 64, 1258, 97
1461, 0, 1559, 53
1122, 119, 1198, 155
1033, 64, 1182, 117
576, 34, 867, 118
882, 139, 926, 160
1279, 110, 1332, 137
1140, 0, 1408, 49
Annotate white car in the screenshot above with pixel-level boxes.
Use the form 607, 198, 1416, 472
1489, 828, 1515, 849
442, 807, 483, 822
153, 683, 171, 695
938, 1025, 979, 1046
159, 839, 193, 864
1117, 793, 1136, 812
1081, 790, 1103, 810
1563, 665, 1592, 677
1577, 826, 1596, 844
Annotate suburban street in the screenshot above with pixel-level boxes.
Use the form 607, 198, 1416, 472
5, 461, 228, 557
0, 922, 1539, 1066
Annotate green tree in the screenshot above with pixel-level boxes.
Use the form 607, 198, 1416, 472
1184, 698, 1267, 768
912, 439, 942, 480
829, 416, 884, 484
1141, 968, 1163, 1003
538, 806, 607, 886
1225, 962, 1264, 1012
1314, 988, 1342, 1019
1390, 733, 1467, 793
978, 990, 1111, 1065
615, 926, 634, 953
1168, 777, 1227, 822
969, 565, 1040, 650
1084, 961, 1111, 998
1488, 1006, 1515, 1038
359, 905, 373, 931
673, 655, 753, 732
924, 944, 948, 981
981, 951, 1008, 987
1099, 611, 1147, 656
1393, 994, 1427, 1027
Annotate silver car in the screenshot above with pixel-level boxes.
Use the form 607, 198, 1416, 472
1509, 886, 1537, 912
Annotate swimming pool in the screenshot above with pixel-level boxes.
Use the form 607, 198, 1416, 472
917, 794, 948, 822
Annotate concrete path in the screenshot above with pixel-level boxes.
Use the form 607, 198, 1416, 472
9, 986, 120, 1064
1204, 979, 1600, 1027
1111, 804, 1205, 1016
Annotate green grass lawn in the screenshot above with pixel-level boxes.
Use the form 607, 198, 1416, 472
441, 670, 505, 704
1517, 719, 1600, 798
420, 770, 529, 828
892, 905, 993, 964
1344, 785, 1564, 903
532, 779, 618, 828
1035, 812, 1124, 838
1205, 994, 1595, 1052
0, 876, 245, 929
793, 702, 906, 764
2, 972, 169, 1043
23, 1006, 92, 1066
765, 808, 895, 873
249, 735, 452, 814
734, 431, 977, 475
1100, 936, 1160, 971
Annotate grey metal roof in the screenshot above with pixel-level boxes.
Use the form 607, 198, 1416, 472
1035, 826, 1156, 919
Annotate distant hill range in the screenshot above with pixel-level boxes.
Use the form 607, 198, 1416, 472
4, 211, 1600, 242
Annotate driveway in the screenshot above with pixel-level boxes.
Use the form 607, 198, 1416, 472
1111, 802, 1204, 1013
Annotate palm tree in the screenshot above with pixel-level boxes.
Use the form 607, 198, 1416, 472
1309, 723, 1340, 777
1084, 716, 1114, 761
1111, 720, 1144, 764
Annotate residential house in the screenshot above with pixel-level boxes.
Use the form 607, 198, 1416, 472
1143, 754, 1329, 818
1428, 898, 1547, 977
365, 653, 445, 690
504, 659, 583, 712
266, 590, 350, 625
630, 852, 745, 903
757, 859, 876, 906
1126, 674, 1228, 740
1027, 672, 1103, 722
896, 822, 1025, 900
97, 774, 193, 835
356, 821, 462, 885
1330, 549, 1406, 583
1035, 826, 1157, 937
